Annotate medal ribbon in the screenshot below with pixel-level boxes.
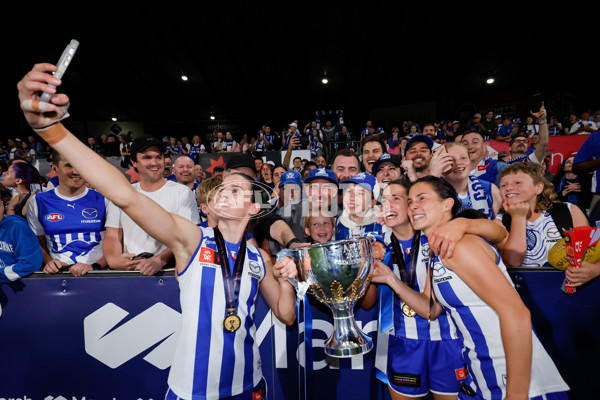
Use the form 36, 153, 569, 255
389, 231, 421, 289
214, 228, 247, 317
295, 293, 313, 400
378, 251, 394, 333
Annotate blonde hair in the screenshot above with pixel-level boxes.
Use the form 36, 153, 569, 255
499, 162, 557, 212
196, 176, 223, 206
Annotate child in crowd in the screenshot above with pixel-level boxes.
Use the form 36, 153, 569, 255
336, 172, 383, 239
304, 211, 336, 244
495, 162, 588, 268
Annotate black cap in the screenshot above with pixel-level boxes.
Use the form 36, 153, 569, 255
226, 153, 258, 173
213, 166, 225, 172
130, 134, 165, 160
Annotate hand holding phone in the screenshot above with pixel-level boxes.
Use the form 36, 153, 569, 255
40, 39, 79, 103
129, 252, 154, 261
30, 183, 42, 193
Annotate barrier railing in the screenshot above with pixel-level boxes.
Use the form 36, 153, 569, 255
0, 268, 596, 399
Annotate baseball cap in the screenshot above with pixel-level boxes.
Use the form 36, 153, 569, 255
289, 122, 298, 127
304, 167, 338, 186
372, 153, 403, 175
495, 114, 502, 120
513, 118, 521, 124
130, 134, 165, 160
226, 153, 258, 173
404, 134, 434, 156
440, 120, 448, 125
278, 170, 303, 188
341, 172, 378, 192
213, 166, 225, 172
452, 120, 460, 125
376, 127, 384, 133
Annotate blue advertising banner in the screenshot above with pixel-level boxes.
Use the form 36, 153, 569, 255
0, 269, 597, 399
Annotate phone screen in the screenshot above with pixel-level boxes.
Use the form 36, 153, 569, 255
30, 184, 42, 192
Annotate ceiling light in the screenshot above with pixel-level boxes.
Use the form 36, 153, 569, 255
321, 77, 329, 84
486, 78, 495, 84
210, 114, 215, 120
111, 117, 117, 122
181, 75, 188, 81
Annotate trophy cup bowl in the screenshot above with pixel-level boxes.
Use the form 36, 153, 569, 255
279, 236, 374, 357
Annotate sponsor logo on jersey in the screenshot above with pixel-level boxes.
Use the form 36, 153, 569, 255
45, 213, 64, 222
455, 367, 467, 380
199, 247, 216, 264
477, 163, 489, 171
82, 208, 99, 219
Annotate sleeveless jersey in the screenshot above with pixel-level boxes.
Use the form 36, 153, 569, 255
382, 231, 458, 341
495, 206, 569, 267
30, 187, 106, 264
431, 242, 569, 399
167, 227, 266, 399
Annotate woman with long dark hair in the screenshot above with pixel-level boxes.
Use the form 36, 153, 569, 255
371, 176, 569, 400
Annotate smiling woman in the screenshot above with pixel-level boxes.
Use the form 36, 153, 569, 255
397, 176, 570, 399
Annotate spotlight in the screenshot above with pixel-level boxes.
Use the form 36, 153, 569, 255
486, 78, 495, 85
322, 77, 329, 84
111, 117, 117, 122
181, 75, 188, 81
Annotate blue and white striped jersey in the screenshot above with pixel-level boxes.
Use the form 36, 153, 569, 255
167, 227, 266, 400
432, 243, 569, 399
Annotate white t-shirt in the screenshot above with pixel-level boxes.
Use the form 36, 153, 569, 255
105, 180, 200, 255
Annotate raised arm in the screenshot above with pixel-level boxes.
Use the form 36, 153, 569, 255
532, 104, 549, 164
17, 63, 200, 266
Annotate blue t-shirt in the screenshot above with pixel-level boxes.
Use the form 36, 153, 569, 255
574, 131, 600, 192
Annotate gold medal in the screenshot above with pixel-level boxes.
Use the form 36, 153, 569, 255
402, 302, 416, 318
223, 313, 242, 332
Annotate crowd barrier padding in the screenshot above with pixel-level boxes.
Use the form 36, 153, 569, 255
0, 268, 596, 399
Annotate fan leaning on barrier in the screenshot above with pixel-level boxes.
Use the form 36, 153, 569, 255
278, 236, 375, 357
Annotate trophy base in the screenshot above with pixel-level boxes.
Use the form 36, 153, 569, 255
324, 316, 373, 358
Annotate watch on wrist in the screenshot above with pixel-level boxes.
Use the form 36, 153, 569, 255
285, 238, 302, 248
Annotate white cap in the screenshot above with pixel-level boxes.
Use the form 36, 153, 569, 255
289, 122, 297, 127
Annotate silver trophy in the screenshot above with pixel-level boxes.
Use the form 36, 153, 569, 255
279, 237, 375, 357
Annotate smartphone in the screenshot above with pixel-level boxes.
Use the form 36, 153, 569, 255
129, 252, 154, 260
437, 144, 453, 173
40, 39, 80, 103
530, 93, 543, 112
30, 183, 42, 193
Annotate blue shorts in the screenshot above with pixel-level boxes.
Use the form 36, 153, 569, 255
388, 336, 465, 397
166, 378, 266, 400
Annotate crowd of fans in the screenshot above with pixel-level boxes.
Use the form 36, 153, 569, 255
2, 102, 600, 287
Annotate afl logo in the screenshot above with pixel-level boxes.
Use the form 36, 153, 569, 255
82, 208, 99, 219
45, 213, 64, 222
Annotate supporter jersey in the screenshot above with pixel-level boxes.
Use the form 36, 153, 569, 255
188, 144, 204, 161
495, 206, 569, 267
381, 231, 458, 341
335, 211, 382, 240
29, 187, 106, 265
225, 138, 236, 152
283, 132, 302, 150
255, 137, 266, 152
166, 145, 184, 154
168, 227, 265, 399
431, 244, 569, 399
469, 157, 501, 184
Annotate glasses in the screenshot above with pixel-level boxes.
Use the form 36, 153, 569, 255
512, 138, 528, 144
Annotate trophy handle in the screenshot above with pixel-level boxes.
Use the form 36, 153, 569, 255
276, 248, 310, 298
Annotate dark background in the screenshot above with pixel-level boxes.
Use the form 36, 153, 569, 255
3, 1, 598, 142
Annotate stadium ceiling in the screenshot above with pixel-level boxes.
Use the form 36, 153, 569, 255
5, 1, 596, 137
